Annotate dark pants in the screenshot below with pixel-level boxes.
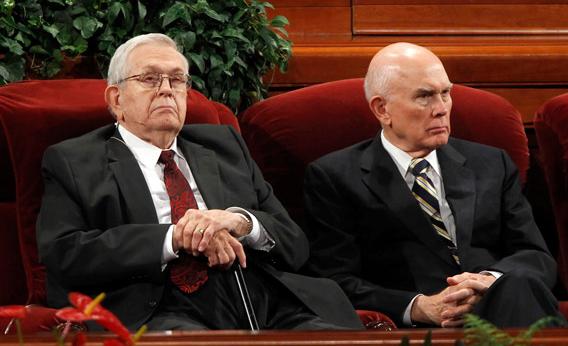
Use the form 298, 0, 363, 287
473, 270, 566, 328
146, 265, 354, 330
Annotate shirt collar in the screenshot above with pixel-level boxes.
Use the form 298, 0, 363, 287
117, 124, 184, 167
380, 130, 441, 177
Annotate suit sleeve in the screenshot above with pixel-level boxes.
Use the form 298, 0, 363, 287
36, 146, 168, 288
304, 161, 415, 323
487, 150, 557, 287
226, 127, 309, 272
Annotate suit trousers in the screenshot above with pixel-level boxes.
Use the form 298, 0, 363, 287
472, 269, 566, 328
146, 264, 351, 330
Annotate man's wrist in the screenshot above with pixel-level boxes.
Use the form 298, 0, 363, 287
234, 213, 252, 237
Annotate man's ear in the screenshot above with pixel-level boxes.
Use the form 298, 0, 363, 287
369, 95, 391, 126
105, 85, 123, 120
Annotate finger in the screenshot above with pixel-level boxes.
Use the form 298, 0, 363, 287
226, 236, 246, 268
447, 272, 476, 285
455, 278, 491, 294
198, 225, 216, 252
181, 218, 199, 250
441, 318, 464, 328
191, 226, 207, 253
443, 288, 475, 304
442, 302, 474, 320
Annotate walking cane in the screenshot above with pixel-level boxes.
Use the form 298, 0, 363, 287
233, 263, 260, 331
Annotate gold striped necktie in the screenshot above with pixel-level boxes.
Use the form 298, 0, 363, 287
410, 158, 460, 265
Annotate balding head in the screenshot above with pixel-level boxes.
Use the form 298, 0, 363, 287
364, 43, 446, 101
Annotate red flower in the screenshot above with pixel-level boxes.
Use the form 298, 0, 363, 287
0, 305, 26, 319
56, 293, 132, 344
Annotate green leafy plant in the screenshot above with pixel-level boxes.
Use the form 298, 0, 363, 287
0, 0, 291, 113
463, 314, 560, 346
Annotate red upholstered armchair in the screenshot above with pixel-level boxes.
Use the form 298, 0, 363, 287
0, 79, 238, 333
535, 95, 568, 317
239, 78, 531, 326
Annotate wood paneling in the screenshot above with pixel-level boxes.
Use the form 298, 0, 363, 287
353, 4, 568, 35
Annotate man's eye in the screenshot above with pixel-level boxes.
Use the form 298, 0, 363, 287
141, 75, 160, 84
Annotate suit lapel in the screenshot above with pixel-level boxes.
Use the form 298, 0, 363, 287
177, 137, 224, 209
361, 136, 457, 266
106, 130, 158, 224
438, 142, 476, 268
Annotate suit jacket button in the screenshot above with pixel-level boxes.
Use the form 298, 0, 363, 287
148, 300, 157, 308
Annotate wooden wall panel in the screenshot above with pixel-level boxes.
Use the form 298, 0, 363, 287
353, 4, 568, 35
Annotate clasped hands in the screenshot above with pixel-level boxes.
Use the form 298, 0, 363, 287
172, 209, 250, 270
411, 272, 497, 327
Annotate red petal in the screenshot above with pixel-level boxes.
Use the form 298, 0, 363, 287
68, 292, 94, 310
0, 305, 26, 319
55, 308, 90, 322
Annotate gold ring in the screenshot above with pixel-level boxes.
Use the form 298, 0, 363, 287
198, 229, 205, 234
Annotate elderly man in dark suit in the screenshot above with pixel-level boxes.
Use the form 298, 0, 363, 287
304, 42, 563, 328
36, 33, 362, 331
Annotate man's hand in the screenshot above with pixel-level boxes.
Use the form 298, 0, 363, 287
173, 209, 251, 255
411, 286, 460, 326
202, 229, 246, 269
440, 272, 496, 325
411, 272, 497, 327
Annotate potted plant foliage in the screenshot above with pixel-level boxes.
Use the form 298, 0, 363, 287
0, 0, 291, 112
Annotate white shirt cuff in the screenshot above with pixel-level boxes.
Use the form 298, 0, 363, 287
403, 294, 423, 326
161, 225, 179, 271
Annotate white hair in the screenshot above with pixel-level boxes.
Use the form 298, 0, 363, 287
363, 63, 401, 102
106, 33, 189, 85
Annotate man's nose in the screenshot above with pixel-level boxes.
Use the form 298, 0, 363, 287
156, 76, 174, 95
432, 94, 449, 116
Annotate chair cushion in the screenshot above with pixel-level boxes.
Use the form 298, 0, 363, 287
0, 79, 238, 304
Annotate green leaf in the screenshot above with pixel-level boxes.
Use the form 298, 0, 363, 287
175, 31, 196, 51
73, 16, 102, 39
137, 1, 147, 20
209, 54, 223, 69
163, 2, 188, 27
188, 52, 205, 73
223, 28, 250, 43
0, 65, 10, 81
108, 2, 127, 24
270, 15, 289, 27
42, 24, 60, 38
0, 37, 24, 55
29, 45, 49, 55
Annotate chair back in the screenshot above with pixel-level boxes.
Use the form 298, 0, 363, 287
535, 95, 568, 291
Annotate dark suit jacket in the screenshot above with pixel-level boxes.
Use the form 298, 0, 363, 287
304, 135, 555, 326
37, 124, 360, 330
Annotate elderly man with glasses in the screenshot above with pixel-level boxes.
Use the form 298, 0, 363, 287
36, 33, 362, 331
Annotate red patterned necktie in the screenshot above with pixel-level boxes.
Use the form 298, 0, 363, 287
159, 150, 208, 294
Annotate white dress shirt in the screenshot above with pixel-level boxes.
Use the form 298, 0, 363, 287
117, 125, 274, 267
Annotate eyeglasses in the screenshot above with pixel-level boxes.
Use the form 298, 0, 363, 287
117, 72, 192, 91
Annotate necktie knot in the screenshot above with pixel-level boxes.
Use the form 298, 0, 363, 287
410, 158, 430, 176
159, 150, 176, 165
